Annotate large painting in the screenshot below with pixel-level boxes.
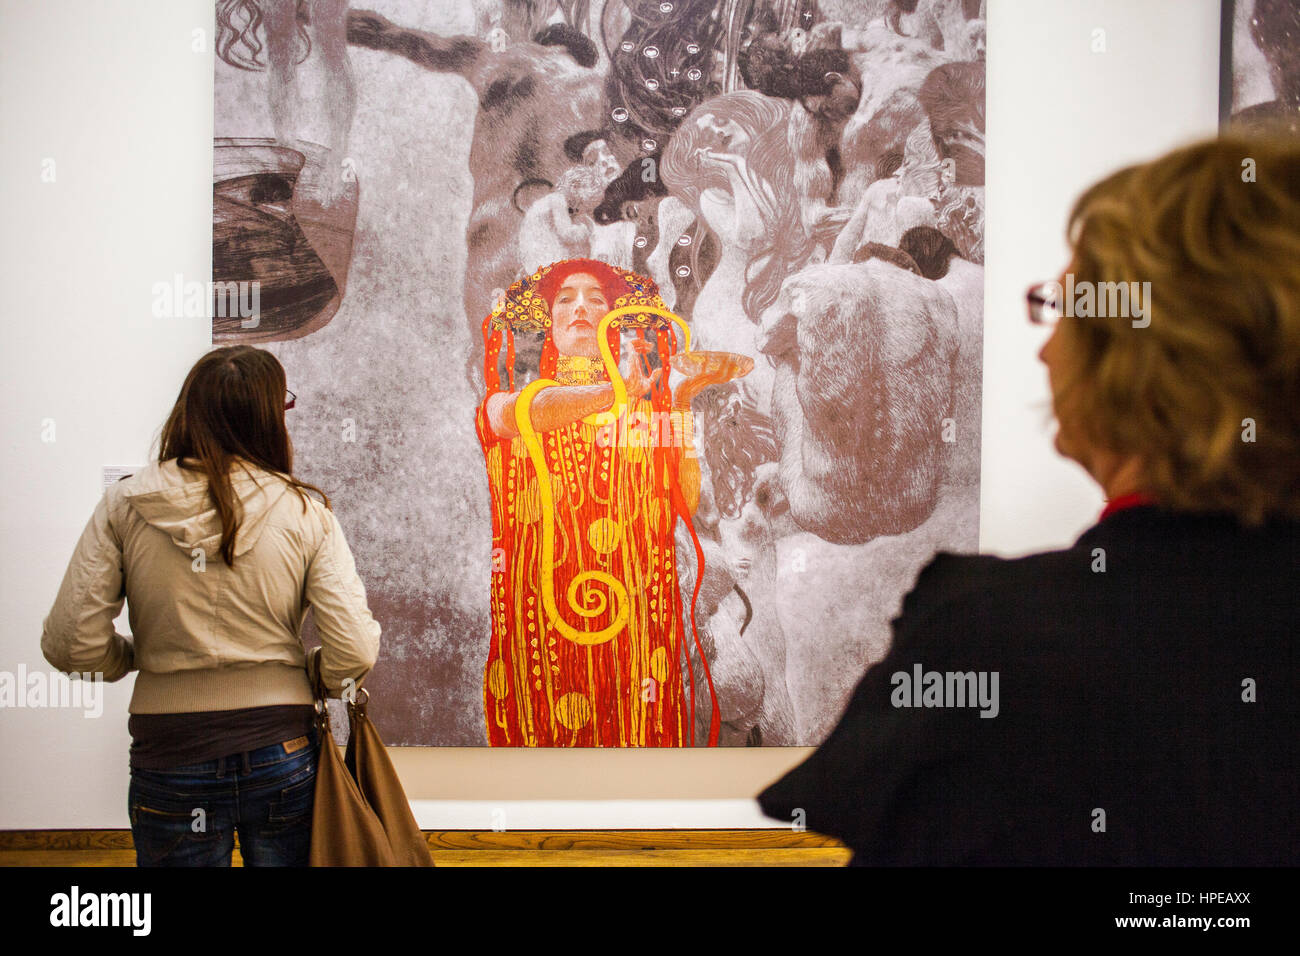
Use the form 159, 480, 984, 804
212, 0, 986, 746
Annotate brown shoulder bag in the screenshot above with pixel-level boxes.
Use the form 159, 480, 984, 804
308, 651, 433, 867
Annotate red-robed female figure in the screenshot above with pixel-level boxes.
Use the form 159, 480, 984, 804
476, 258, 746, 746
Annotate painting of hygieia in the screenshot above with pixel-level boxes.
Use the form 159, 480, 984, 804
212, 0, 985, 746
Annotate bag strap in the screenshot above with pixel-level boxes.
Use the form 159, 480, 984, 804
346, 686, 371, 722
307, 646, 340, 737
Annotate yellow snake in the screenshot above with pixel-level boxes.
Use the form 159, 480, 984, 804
514, 306, 691, 646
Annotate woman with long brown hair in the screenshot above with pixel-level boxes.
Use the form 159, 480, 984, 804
42, 345, 380, 866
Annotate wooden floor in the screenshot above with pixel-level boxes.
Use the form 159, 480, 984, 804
0, 829, 850, 866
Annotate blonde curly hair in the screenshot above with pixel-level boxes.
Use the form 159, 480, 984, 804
1053, 134, 1300, 525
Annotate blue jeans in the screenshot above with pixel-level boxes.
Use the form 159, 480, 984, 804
128, 729, 320, 867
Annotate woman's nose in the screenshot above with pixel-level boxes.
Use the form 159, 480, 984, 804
1038, 325, 1057, 365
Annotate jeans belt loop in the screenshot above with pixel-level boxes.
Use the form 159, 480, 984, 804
216, 754, 227, 779
241, 750, 252, 776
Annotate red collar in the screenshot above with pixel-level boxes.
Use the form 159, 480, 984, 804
1100, 491, 1157, 520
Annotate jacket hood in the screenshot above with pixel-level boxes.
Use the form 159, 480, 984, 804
123, 459, 292, 558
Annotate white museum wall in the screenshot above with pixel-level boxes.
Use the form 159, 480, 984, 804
0, 0, 1222, 828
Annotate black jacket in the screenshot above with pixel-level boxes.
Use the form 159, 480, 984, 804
757, 505, 1300, 865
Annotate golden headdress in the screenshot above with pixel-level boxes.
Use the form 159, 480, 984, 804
487, 258, 675, 334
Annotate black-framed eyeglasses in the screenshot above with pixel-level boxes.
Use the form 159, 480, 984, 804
1026, 282, 1064, 326
285, 389, 296, 410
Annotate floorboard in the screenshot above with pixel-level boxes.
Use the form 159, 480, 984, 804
0, 830, 850, 867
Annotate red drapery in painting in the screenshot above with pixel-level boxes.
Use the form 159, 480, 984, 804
476, 261, 718, 746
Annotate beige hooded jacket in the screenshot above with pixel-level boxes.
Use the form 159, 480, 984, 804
41, 459, 381, 713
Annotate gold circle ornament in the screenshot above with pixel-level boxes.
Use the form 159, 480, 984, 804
650, 647, 670, 684
554, 692, 593, 730
586, 516, 622, 555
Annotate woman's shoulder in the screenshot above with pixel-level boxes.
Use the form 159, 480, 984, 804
270, 481, 334, 530
229, 460, 334, 535
891, 546, 1084, 649
899, 550, 1012, 613
103, 460, 204, 517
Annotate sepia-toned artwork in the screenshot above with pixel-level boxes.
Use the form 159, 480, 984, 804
1221, 0, 1300, 133
213, 0, 986, 746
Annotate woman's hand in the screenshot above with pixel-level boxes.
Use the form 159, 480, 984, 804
699, 147, 746, 170
622, 354, 662, 400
